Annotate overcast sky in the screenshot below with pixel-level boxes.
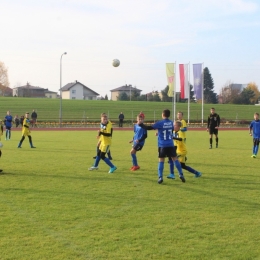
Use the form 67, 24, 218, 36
1, 0, 259, 97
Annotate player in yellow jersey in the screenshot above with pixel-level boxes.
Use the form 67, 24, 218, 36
17, 112, 36, 148
177, 111, 187, 142
0, 120, 3, 172
167, 121, 201, 179
89, 113, 117, 173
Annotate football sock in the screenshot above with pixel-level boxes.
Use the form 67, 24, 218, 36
210, 138, 212, 145
185, 165, 196, 174
254, 145, 259, 155
158, 162, 164, 178
94, 156, 101, 167
131, 154, 137, 166
216, 137, 218, 145
103, 158, 114, 168
169, 159, 174, 174
253, 146, 256, 154
174, 160, 183, 175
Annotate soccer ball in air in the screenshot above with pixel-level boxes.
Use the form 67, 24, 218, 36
112, 59, 120, 67
0, 142, 3, 148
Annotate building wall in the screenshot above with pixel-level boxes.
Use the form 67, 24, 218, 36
45, 93, 57, 99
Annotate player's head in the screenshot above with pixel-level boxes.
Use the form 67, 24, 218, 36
25, 112, 30, 118
210, 108, 215, 114
254, 112, 259, 120
174, 120, 182, 131
162, 109, 170, 119
137, 115, 144, 124
6, 111, 10, 115
177, 111, 183, 120
101, 113, 108, 124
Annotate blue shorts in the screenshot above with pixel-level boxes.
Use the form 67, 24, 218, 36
133, 143, 143, 151
158, 147, 177, 158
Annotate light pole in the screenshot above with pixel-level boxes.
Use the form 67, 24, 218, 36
59, 52, 67, 127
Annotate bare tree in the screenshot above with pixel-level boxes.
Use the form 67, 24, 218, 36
0, 61, 10, 88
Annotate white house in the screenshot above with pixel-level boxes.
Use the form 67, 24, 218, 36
61, 81, 99, 100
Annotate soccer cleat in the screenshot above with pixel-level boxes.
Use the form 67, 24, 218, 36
17, 146, 22, 148
158, 177, 163, 184
108, 166, 117, 173
88, 166, 99, 171
209, 145, 212, 149
251, 154, 256, 158
195, 172, 202, 178
179, 174, 186, 183
131, 166, 140, 171
130, 166, 135, 170
167, 173, 175, 179
31, 146, 36, 148
216, 144, 218, 148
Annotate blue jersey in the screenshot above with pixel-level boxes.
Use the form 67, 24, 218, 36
5, 115, 13, 128
133, 124, 147, 146
152, 119, 174, 147
250, 120, 260, 138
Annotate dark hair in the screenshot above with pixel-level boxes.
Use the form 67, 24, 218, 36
211, 108, 215, 110
163, 109, 170, 118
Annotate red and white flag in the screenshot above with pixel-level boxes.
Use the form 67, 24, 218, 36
179, 64, 189, 99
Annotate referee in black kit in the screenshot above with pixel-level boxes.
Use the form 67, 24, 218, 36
207, 108, 220, 149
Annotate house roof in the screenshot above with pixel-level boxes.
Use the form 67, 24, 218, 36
45, 90, 57, 94
110, 85, 142, 92
61, 81, 99, 95
14, 82, 46, 90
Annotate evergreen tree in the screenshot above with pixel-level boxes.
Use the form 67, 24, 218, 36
117, 92, 128, 101
161, 86, 173, 102
203, 67, 218, 104
104, 94, 108, 100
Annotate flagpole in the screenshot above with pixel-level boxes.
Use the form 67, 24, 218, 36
202, 63, 204, 126
188, 62, 190, 124
174, 61, 176, 121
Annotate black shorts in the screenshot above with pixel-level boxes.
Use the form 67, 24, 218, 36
209, 128, 218, 135
133, 143, 143, 151
158, 147, 177, 158
253, 138, 260, 145
6, 126, 11, 130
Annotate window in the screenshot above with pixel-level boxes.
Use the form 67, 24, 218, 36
72, 90, 76, 94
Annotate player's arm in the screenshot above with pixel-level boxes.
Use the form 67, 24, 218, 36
138, 132, 148, 142
138, 123, 154, 130
216, 114, 220, 128
249, 123, 253, 136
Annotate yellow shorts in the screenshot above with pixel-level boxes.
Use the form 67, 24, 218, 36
22, 129, 31, 136
177, 154, 186, 163
99, 144, 110, 154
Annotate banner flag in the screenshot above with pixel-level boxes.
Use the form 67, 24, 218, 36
193, 63, 203, 100
166, 63, 175, 97
179, 64, 189, 99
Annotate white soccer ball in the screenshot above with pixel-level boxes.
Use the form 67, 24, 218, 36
0, 142, 3, 148
112, 59, 120, 67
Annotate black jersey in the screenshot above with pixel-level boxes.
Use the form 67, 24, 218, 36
207, 113, 220, 128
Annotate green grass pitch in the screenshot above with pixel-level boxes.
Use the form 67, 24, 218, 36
0, 129, 260, 259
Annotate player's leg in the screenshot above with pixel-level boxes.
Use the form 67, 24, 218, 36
18, 135, 25, 148
0, 150, 2, 172
157, 156, 165, 184
215, 130, 219, 148
167, 157, 175, 179
255, 138, 260, 156
28, 135, 36, 148
9, 128, 11, 140
209, 132, 213, 149
93, 140, 101, 159
180, 159, 202, 178
130, 148, 137, 169
101, 145, 117, 173
130, 144, 142, 171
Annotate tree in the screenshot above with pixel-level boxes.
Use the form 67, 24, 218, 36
0, 61, 10, 96
130, 88, 140, 101
104, 94, 108, 100
247, 82, 260, 104
203, 67, 218, 104
117, 92, 128, 101
161, 86, 172, 102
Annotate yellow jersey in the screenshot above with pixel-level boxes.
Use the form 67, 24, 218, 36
178, 119, 187, 140
22, 118, 31, 136
173, 131, 187, 155
100, 121, 113, 146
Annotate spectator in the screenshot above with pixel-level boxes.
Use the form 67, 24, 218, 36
118, 112, 124, 127
31, 109, 38, 128
14, 115, 20, 127
20, 115, 24, 126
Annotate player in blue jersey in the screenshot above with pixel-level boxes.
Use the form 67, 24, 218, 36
4, 111, 13, 140
249, 112, 260, 158
139, 109, 185, 184
129, 115, 147, 171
